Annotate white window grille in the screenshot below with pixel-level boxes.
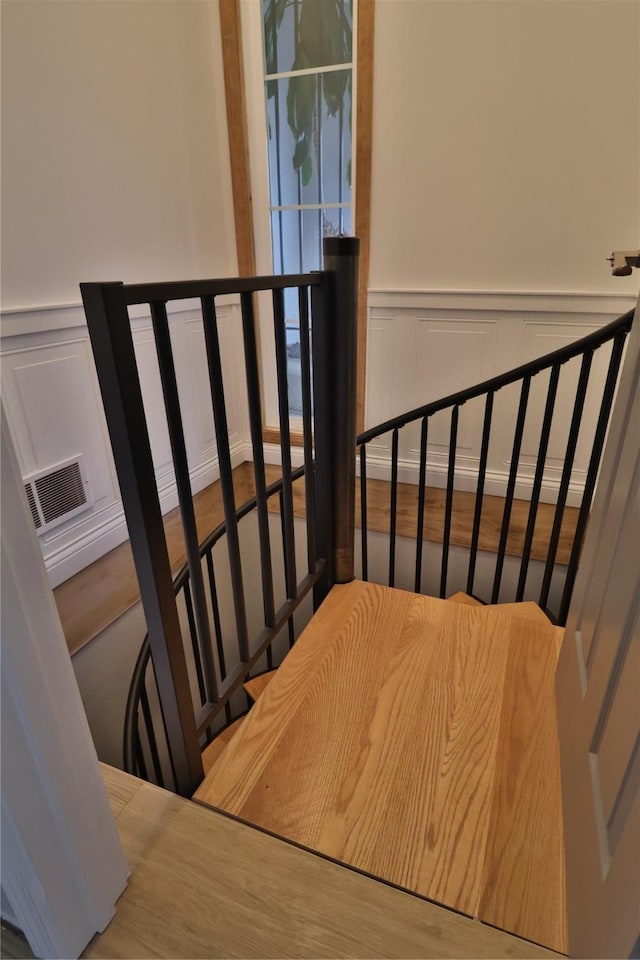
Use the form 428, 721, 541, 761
244, 0, 356, 422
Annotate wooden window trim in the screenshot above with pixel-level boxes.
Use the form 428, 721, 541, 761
219, 0, 256, 278
219, 0, 374, 438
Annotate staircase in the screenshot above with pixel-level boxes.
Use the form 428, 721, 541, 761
193, 581, 567, 955
82, 241, 633, 960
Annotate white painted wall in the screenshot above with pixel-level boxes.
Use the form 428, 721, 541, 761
0, 0, 244, 584
1, 0, 236, 307
369, 0, 639, 294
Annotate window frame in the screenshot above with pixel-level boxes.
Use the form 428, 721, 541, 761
219, 0, 373, 437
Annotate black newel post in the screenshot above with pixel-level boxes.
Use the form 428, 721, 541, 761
323, 236, 360, 585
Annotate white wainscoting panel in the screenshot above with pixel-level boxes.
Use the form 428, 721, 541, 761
2, 336, 117, 511
410, 317, 498, 469
365, 289, 635, 503
1, 297, 245, 586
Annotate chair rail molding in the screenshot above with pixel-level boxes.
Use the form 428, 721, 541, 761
367, 288, 637, 316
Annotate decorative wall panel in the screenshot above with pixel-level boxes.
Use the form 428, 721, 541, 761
1, 298, 244, 585
366, 290, 635, 501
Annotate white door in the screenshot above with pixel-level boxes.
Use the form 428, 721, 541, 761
556, 286, 640, 959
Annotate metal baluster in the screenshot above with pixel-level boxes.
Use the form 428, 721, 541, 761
558, 330, 628, 624
140, 685, 164, 788
204, 551, 227, 681
389, 429, 399, 588
273, 289, 298, 599
311, 277, 333, 603
279, 490, 297, 650
415, 417, 428, 594
360, 444, 368, 581
135, 730, 148, 782
440, 406, 460, 598
201, 296, 250, 662
182, 581, 206, 707
151, 663, 178, 793
539, 350, 593, 610
150, 301, 218, 705
240, 291, 275, 627
492, 377, 531, 603
516, 364, 561, 601
298, 286, 317, 575
467, 392, 494, 596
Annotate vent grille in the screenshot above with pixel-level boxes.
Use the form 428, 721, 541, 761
23, 456, 93, 535
24, 483, 42, 529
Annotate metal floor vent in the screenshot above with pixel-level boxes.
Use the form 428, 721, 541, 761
23, 456, 94, 535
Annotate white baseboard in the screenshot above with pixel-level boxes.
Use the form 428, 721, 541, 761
359, 452, 584, 507
257, 443, 584, 507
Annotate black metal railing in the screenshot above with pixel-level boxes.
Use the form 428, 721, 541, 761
357, 309, 634, 624
122, 466, 310, 790
82, 238, 360, 796
85, 227, 632, 796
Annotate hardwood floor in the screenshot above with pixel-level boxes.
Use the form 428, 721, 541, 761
57, 461, 578, 656
84, 763, 561, 959
56, 464, 256, 655
194, 581, 567, 954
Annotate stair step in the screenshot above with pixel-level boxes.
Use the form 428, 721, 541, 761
194, 580, 567, 954
448, 592, 552, 626
201, 716, 245, 774
487, 600, 551, 625
243, 670, 277, 703
447, 591, 482, 606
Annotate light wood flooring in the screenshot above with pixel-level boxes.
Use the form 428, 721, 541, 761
57, 462, 578, 656
194, 581, 567, 955
84, 763, 562, 959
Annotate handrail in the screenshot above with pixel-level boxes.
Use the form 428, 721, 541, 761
357, 310, 634, 445
121, 271, 324, 306
355, 306, 634, 621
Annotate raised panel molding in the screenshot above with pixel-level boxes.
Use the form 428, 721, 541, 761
410, 318, 498, 466
365, 290, 634, 504
1, 337, 118, 512
0, 299, 248, 586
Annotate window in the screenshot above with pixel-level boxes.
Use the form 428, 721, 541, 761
222, 0, 373, 433
251, 0, 354, 418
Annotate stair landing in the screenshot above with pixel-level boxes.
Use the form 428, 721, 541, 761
194, 580, 567, 955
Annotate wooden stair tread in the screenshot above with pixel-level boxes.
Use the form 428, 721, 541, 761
96, 763, 560, 959
201, 716, 245, 775
447, 591, 483, 606
448, 591, 551, 621
243, 671, 277, 702
194, 580, 566, 954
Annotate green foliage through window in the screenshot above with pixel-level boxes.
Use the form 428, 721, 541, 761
264, 0, 353, 186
